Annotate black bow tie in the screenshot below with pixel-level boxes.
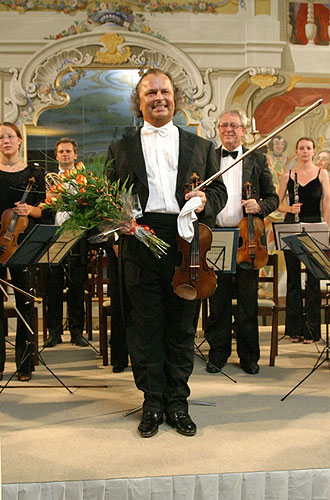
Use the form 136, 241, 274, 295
222, 149, 238, 159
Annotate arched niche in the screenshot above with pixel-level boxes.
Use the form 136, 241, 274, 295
4, 30, 217, 166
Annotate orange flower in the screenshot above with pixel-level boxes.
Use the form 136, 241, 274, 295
44, 196, 57, 206
76, 161, 86, 171
76, 174, 87, 185
55, 183, 65, 192
79, 187, 86, 194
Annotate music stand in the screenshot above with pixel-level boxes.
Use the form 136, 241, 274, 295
206, 228, 240, 274
280, 232, 330, 400
194, 228, 239, 384
0, 225, 85, 394
4, 224, 84, 267
273, 222, 329, 342
273, 221, 329, 251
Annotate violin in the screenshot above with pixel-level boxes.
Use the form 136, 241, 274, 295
236, 181, 268, 270
0, 177, 35, 264
172, 172, 217, 301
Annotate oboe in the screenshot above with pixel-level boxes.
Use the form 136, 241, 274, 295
293, 171, 299, 222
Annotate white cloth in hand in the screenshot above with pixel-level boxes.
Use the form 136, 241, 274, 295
177, 197, 203, 243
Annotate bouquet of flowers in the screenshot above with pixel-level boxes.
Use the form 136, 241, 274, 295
40, 158, 170, 259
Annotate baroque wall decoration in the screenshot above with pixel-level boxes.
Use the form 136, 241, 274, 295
3, 29, 218, 158
94, 33, 131, 63
289, 2, 330, 45
0, 0, 246, 15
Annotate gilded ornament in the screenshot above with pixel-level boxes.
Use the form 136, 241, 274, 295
94, 33, 131, 64
250, 74, 277, 89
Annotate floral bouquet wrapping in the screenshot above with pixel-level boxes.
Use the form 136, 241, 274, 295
40, 159, 170, 259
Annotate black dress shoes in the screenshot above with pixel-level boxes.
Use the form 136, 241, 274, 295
71, 335, 89, 347
43, 335, 61, 348
138, 411, 163, 438
206, 360, 225, 373
240, 361, 260, 375
112, 365, 127, 373
166, 410, 197, 436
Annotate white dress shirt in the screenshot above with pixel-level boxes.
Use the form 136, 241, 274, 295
54, 166, 71, 226
141, 120, 180, 214
216, 145, 243, 227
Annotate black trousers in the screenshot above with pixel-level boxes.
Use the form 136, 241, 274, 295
106, 247, 128, 367
121, 214, 198, 414
284, 249, 321, 340
46, 258, 86, 338
0, 266, 35, 374
205, 266, 260, 364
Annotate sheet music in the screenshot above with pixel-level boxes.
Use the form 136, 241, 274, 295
273, 222, 329, 250
207, 228, 240, 273
38, 229, 84, 264
298, 234, 330, 275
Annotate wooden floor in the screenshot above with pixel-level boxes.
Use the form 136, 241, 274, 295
1, 326, 330, 487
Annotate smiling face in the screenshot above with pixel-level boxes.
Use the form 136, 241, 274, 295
138, 72, 175, 127
56, 142, 77, 170
218, 112, 246, 151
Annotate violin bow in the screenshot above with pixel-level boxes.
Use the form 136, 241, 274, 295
196, 98, 323, 191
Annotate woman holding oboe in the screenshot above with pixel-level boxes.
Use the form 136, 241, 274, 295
278, 137, 330, 343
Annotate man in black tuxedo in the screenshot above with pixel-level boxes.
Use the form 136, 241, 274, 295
43, 138, 89, 348
205, 109, 279, 375
106, 69, 227, 438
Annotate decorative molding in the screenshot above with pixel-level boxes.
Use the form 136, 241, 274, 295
4, 30, 214, 137
249, 68, 279, 89
0, 0, 245, 15
94, 33, 131, 64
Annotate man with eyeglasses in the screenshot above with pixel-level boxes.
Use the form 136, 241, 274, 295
205, 108, 278, 375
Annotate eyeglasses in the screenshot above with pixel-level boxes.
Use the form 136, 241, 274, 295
219, 123, 242, 130
0, 134, 17, 141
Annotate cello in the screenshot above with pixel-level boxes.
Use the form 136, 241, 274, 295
0, 176, 35, 264
236, 181, 268, 270
172, 172, 217, 300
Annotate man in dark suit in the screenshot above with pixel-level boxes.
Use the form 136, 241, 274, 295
106, 69, 227, 438
43, 138, 89, 348
205, 109, 279, 375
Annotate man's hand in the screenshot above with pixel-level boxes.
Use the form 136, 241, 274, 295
241, 199, 261, 215
185, 190, 206, 213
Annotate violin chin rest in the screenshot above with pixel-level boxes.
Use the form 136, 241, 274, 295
237, 261, 253, 270
174, 284, 198, 301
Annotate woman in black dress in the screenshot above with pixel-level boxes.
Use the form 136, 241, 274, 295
0, 122, 45, 381
278, 137, 330, 343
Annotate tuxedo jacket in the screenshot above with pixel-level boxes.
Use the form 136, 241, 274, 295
107, 127, 228, 228
216, 146, 279, 220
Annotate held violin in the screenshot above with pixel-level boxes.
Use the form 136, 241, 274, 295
0, 177, 35, 264
236, 181, 268, 270
172, 172, 217, 301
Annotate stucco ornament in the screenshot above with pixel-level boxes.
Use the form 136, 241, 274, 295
94, 33, 131, 64
249, 68, 278, 89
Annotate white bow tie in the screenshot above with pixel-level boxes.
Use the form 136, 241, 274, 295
142, 123, 171, 138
